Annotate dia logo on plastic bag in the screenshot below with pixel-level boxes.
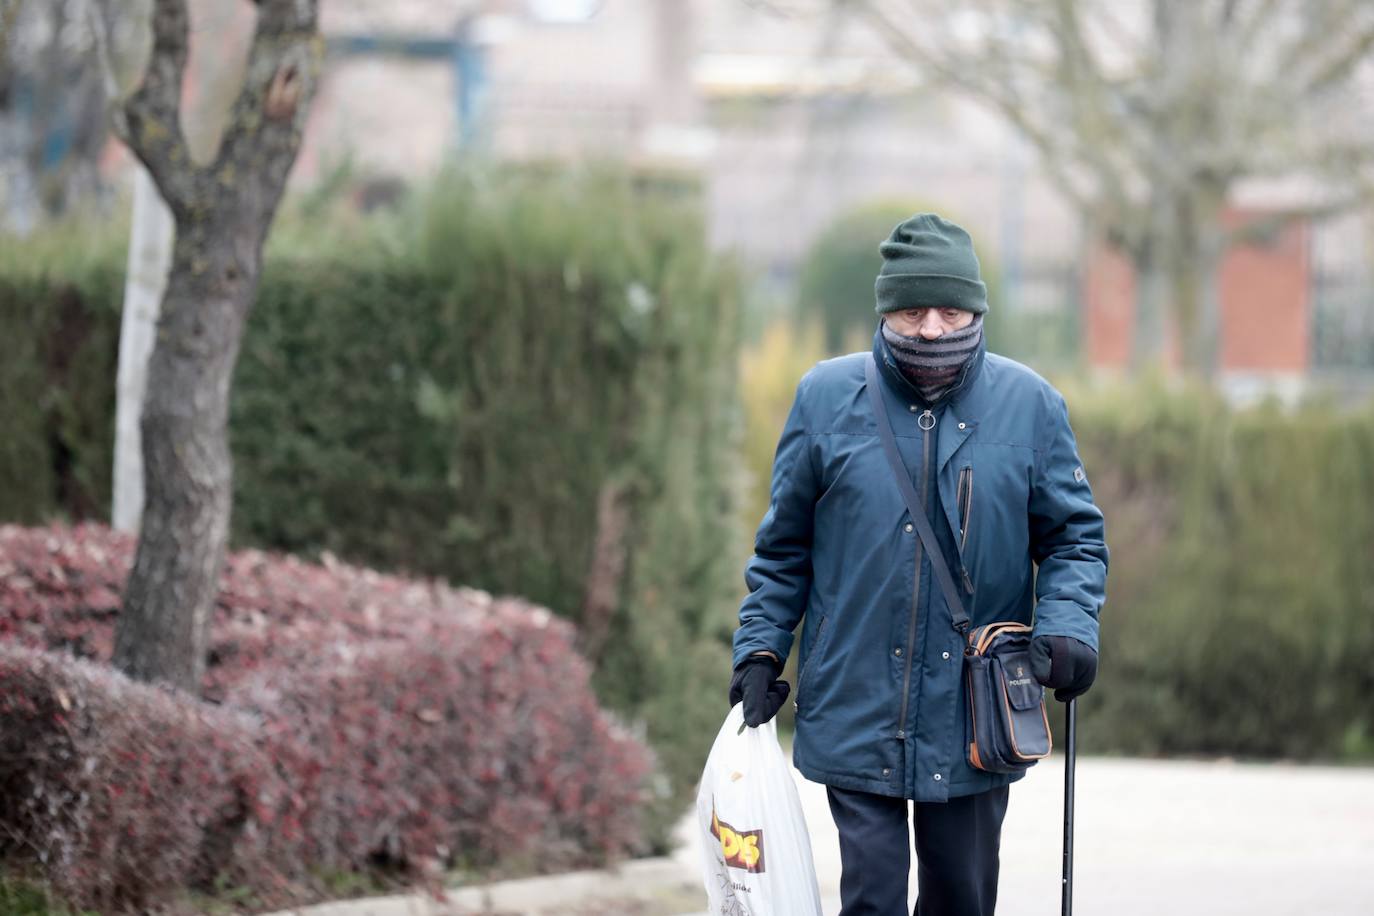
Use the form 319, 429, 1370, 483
711, 803, 766, 873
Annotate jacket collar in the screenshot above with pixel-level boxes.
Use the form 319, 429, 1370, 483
871, 322, 985, 478
871, 320, 987, 413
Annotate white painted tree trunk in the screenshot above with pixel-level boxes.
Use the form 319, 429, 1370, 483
112, 166, 173, 532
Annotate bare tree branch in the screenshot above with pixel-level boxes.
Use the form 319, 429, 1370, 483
122, 0, 200, 213
1089, 0, 1148, 61
1274, 0, 1366, 94
848, 0, 1374, 374
0, 0, 25, 75
856, 1, 1124, 221
82, 0, 130, 142
1039, 0, 1145, 219
741, 0, 831, 17
1233, 0, 1284, 53
0, 0, 20, 29
1300, 22, 1374, 95
210, 0, 321, 209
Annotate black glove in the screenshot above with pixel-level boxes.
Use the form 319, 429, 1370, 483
728, 655, 791, 727
1030, 635, 1098, 703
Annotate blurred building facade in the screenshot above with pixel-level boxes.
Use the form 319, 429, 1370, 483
301, 0, 1374, 396
304, 2, 1071, 266
1084, 215, 1312, 395
11, 0, 1370, 395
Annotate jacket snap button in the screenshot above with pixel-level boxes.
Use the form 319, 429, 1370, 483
942, 651, 950, 660
883, 768, 891, 777
958, 422, 966, 430
894, 647, 902, 657
933, 773, 942, 781
909, 404, 918, 412
904, 522, 914, 532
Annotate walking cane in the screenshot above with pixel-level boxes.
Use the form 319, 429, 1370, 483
1061, 697, 1077, 916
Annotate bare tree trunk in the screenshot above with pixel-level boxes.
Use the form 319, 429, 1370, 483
1131, 239, 1170, 372
1193, 244, 1224, 379
1174, 228, 1226, 378
578, 479, 631, 663
1179, 189, 1227, 378
113, 218, 256, 687
1149, 178, 1227, 378
110, 0, 320, 692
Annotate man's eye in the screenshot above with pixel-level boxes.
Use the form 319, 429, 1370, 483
942, 309, 960, 319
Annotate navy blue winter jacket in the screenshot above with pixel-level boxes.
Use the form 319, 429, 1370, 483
732, 324, 1108, 801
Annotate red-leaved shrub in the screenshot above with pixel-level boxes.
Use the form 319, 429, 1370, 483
0, 523, 485, 698
0, 645, 304, 911
234, 601, 652, 877
0, 524, 655, 911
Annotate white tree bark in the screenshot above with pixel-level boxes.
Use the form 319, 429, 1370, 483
112, 166, 173, 532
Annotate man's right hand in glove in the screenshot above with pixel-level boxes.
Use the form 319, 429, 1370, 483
728, 653, 790, 727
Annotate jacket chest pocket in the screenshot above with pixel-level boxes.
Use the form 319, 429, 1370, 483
960, 443, 1035, 567
956, 464, 973, 551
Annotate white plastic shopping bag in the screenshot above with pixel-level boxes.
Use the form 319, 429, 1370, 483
696, 703, 823, 916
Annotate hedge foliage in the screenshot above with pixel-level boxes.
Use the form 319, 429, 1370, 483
0, 165, 745, 848
0, 229, 123, 525
1063, 378, 1374, 761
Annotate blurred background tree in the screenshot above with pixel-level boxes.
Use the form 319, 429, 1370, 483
849, 0, 1374, 375
0, 0, 120, 232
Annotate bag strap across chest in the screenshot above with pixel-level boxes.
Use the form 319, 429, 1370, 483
864, 354, 971, 634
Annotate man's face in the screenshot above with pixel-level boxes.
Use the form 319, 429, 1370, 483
885, 307, 974, 340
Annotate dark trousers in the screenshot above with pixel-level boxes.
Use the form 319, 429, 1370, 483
826, 784, 1010, 916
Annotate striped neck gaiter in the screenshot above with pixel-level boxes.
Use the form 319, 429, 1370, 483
881, 314, 984, 404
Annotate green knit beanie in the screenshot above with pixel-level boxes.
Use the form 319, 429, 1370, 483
874, 213, 989, 315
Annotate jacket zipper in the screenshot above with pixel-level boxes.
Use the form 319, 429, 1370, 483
793, 614, 828, 712
894, 408, 934, 743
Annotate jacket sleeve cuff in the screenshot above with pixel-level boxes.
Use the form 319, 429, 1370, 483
1030, 600, 1099, 654
732, 624, 794, 670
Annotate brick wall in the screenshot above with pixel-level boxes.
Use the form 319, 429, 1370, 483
1083, 212, 1310, 374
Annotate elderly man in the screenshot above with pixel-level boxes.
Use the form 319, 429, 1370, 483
729, 213, 1108, 915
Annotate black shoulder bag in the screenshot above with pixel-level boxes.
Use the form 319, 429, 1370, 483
864, 354, 1050, 774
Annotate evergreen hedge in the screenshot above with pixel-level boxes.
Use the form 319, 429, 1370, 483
0, 165, 747, 848
1063, 378, 1374, 761
243, 167, 749, 845
0, 232, 122, 524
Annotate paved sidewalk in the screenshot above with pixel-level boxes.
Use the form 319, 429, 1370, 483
264, 755, 1374, 915
676, 755, 1374, 916
261, 857, 703, 915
